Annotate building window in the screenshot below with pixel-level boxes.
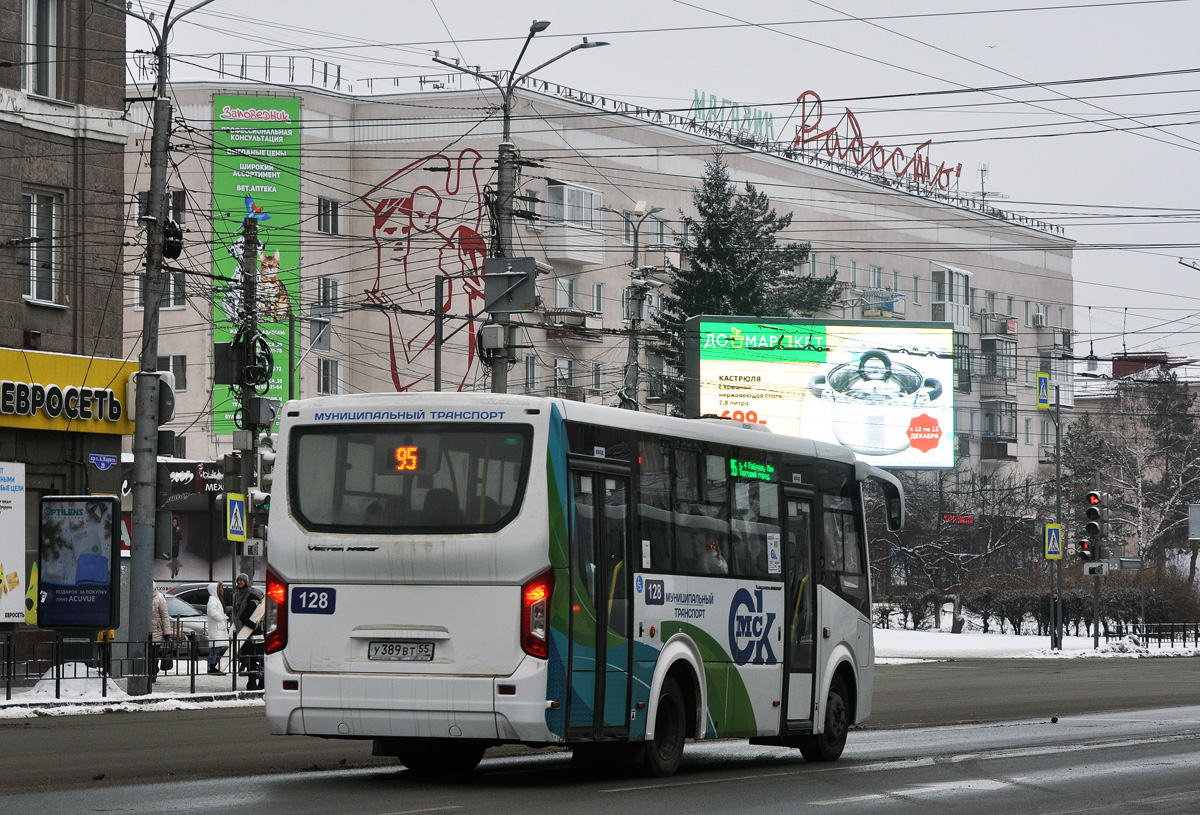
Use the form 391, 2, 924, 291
830, 255, 840, 279
1006, 295, 1015, 318
21, 192, 58, 302
591, 282, 605, 315
645, 218, 668, 248
1042, 420, 1054, 446
621, 212, 634, 245
316, 276, 340, 310
22, 0, 57, 98
1024, 417, 1032, 445
172, 435, 187, 459
555, 357, 576, 391
807, 252, 820, 278
546, 183, 603, 230
317, 197, 340, 235
912, 275, 920, 304
1024, 300, 1032, 327
318, 358, 341, 395
986, 291, 996, 314
869, 265, 883, 289
850, 260, 858, 287
157, 355, 188, 392
135, 189, 187, 309
524, 189, 542, 227
891, 269, 900, 291
555, 277, 576, 309
591, 361, 603, 393
525, 355, 538, 393
647, 354, 671, 399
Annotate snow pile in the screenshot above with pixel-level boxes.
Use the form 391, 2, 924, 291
25, 662, 126, 700
1097, 635, 1148, 655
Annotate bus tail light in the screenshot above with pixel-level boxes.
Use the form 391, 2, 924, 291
264, 568, 288, 654
521, 569, 554, 659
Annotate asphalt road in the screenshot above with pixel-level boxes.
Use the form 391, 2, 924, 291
2, 656, 1198, 793
6, 705, 1200, 814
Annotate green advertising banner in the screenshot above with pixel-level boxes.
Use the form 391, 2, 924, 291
211, 95, 301, 434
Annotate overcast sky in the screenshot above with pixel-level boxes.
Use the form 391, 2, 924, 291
128, 0, 1200, 362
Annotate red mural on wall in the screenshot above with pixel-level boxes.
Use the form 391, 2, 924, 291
360, 150, 488, 392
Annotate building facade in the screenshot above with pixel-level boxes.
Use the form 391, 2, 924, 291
0, 1, 128, 629
122, 76, 1075, 489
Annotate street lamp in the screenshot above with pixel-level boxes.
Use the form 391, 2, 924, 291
599, 203, 665, 410
433, 22, 609, 393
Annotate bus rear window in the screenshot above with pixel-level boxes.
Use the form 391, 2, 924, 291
290, 424, 533, 533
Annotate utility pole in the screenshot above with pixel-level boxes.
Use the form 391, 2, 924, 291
433, 22, 607, 393
599, 203, 664, 410
116, 0, 218, 696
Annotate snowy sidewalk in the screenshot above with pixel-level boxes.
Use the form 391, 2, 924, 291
876, 627, 1200, 662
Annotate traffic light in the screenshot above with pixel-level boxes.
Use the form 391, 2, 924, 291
1077, 538, 1097, 561
222, 452, 243, 494
258, 434, 276, 493
1085, 491, 1111, 539
161, 217, 184, 260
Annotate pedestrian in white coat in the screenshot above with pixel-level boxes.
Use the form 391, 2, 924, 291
206, 581, 229, 674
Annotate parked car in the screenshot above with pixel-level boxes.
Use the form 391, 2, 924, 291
166, 582, 265, 618
164, 593, 210, 655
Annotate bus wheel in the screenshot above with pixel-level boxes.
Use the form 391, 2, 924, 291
644, 677, 686, 777
799, 674, 849, 762
398, 741, 486, 774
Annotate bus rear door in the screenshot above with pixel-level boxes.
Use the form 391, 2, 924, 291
781, 489, 817, 729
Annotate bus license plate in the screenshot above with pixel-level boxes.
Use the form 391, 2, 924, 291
368, 641, 434, 661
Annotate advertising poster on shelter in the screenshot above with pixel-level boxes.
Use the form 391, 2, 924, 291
211, 94, 301, 433
38, 496, 120, 628
690, 318, 955, 468
0, 461, 25, 622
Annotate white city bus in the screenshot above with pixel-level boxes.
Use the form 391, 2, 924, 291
262, 393, 903, 777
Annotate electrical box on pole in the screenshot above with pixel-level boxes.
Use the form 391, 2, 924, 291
484, 257, 537, 313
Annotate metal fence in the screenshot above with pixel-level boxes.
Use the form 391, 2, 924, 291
1102, 623, 1200, 649
1, 632, 262, 701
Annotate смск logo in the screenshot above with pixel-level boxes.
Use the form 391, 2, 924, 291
728, 588, 777, 665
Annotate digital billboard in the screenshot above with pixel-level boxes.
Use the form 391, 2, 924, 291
686, 317, 955, 468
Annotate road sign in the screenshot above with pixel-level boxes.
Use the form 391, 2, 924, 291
1044, 523, 1062, 559
226, 492, 247, 542
1036, 372, 1050, 409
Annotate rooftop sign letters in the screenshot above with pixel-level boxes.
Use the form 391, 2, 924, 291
692, 90, 775, 141
0, 350, 137, 435
793, 90, 963, 191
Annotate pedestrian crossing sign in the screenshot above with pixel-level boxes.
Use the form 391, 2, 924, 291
1036, 372, 1050, 409
1045, 523, 1062, 560
227, 492, 247, 542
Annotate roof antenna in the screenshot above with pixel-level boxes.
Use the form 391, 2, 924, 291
1121, 307, 1128, 357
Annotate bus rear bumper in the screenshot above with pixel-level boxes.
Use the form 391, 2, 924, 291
264, 653, 558, 744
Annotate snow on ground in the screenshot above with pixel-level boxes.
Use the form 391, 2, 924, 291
875, 627, 1200, 662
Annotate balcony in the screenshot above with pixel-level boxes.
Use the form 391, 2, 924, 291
980, 438, 1017, 460
859, 288, 907, 319
981, 312, 1017, 336
543, 223, 605, 265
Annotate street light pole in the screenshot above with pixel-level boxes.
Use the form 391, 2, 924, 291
600, 204, 663, 410
434, 22, 607, 393
110, 0, 218, 696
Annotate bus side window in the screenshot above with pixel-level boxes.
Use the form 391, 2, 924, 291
638, 439, 672, 571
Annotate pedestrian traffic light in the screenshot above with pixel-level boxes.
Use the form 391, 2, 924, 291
1085, 491, 1111, 538
250, 489, 271, 515
222, 452, 243, 494
1078, 538, 1097, 561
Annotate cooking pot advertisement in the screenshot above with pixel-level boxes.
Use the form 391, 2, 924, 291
694, 319, 955, 468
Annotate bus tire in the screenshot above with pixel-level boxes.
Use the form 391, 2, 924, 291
644, 676, 686, 777
397, 741, 486, 775
799, 673, 849, 762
